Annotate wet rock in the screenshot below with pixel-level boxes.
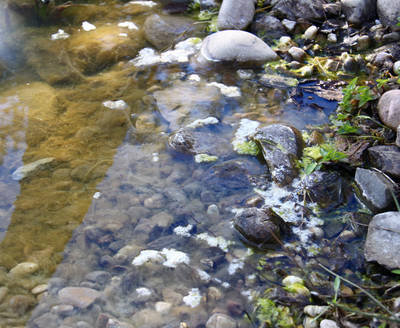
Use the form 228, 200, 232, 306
12, 158, 55, 181
144, 14, 198, 50
206, 313, 237, 328
378, 89, 400, 130
365, 212, 400, 269
304, 25, 318, 40
9, 262, 39, 276
288, 46, 307, 62
393, 61, 400, 75
85, 271, 111, 286
31, 284, 48, 295
51, 304, 74, 316
341, 0, 377, 25
270, 0, 327, 21
383, 32, 400, 43
320, 319, 340, 328
131, 308, 163, 327
354, 168, 396, 212
304, 316, 318, 328
397, 125, 400, 147
32, 313, 60, 328
168, 128, 231, 157
198, 30, 278, 65
9, 295, 36, 315
153, 81, 223, 130
155, 301, 172, 314
377, 0, 400, 28
0, 286, 8, 304
234, 207, 285, 245
251, 15, 287, 43
67, 25, 145, 74
304, 305, 330, 317
368, 145, 400, 178
217, 0, 255, 30
58, 287, 100, 309
299, 171, 343, 209
357, 35, 370, 50
253, 124, 303, 186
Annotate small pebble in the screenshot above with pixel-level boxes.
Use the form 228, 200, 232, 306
320, 319, 340, 328
304, 26, 318, 40
327, 33, 337, 43
393, 61, 400, 75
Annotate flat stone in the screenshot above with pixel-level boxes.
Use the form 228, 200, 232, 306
58, 287, 100, 309
365, 212, 400, 269
270, 0, 326, 21
198, 30, 278, 65
378, 89, 400, 130
85, 271, 111, 285
368, 145, 400, 178
304, 25, 318, 40
217, 0, 255, 30
354, 168, 396, 212
320, 319, 340, 328
288, 46, 307, 62
9, 262, 39, 276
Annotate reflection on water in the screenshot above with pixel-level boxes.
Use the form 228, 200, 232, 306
0, 1, 361, 327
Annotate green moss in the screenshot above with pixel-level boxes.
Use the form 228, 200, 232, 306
256, 298, 295, 328
194, 153, 218, 163
234, 141, 260, 156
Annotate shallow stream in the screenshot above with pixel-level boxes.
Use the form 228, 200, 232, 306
0, 1, 367, 327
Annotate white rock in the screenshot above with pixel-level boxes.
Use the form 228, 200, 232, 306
304, 305, 330, 317
128, 0, 157, 7
195, 233, 231, 252
207, 82, 241, 98
304, 25, 318, 40
228, 258, 244, 275
320, 319, 340, 328
132, 250, 164, 266
282, 19, 297, 31
155, 301, 172, 314
327, 33, 337, 43
82, 21, 96, 31
131, 48, 161, 67
9, 262, 39, 276
282, 275, 304, 286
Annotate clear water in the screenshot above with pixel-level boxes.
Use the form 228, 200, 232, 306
0, 2, 364, 327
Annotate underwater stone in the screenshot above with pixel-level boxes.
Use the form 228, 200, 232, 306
58, 287, 100, 309
12, 157, 55, 181
9, 262, 39, 276
206, 313, 237, 328
234, 207, 285, 245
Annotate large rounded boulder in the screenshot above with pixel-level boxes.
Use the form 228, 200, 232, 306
378, 89, 400, 130
198, 30, 278, 65
377, 0, 400, 29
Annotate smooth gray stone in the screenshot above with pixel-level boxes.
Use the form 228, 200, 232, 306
368, 145, 400, 178
365, 212, 400, 269
378, 89, 400, 130
341, 0, 377, 25
377, 0, 400, 28
217, 0, 255, 30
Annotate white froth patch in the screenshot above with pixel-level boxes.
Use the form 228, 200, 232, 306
136, 287, 152, 297
102, 100, 128, 110
82, 21, 96, 31
186, 117, 219, 129
132, 248, 190, 268
195, 233, 232, 252
188, 74, 201, 82
118, 21, 139, 30
93, 192, 101, 199
196, 268, 211, 282
131, 38, 202, 67
194, 154, 218, 163
228, 258, 244, 275
173, 224, 193, 237
132, 250, 164, 266
51, 29, 70, 40
183, 288, 202, 308
128, 0, 157, 6
207, 82, 241, 98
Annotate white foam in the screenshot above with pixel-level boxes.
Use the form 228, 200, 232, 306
161, 248, 190, 268
132, 250, 164, 266
102, 100, 128, 110
136, 287, 152, 297
186, 117, 219, 129
196, 269, 211, 282
183, 288, 202, 308
118, 21, 139, 30
128, 0, 157, 6
195, 233, 232, 252
130, 48, 161, 67
51, 29, 70, 40
82, 21, 96, 31
228, 258, 244, 275
173, 224, 193, 237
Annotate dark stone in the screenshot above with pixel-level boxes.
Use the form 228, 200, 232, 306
253, 124, 303, 186
354, 168, 396, 212
250, 14, 287, 43
217, 0, 255, 30
368, 145, 400, 179
234, 207, 286, 245
365, 211, 400, 269
270, 0, 327, 21
85, 271, 111, 285
298, 171, 343, 209
341, 0, 377, 25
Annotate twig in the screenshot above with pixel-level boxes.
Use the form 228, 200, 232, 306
318, 263, 394, 316
329, 302, 400, 323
